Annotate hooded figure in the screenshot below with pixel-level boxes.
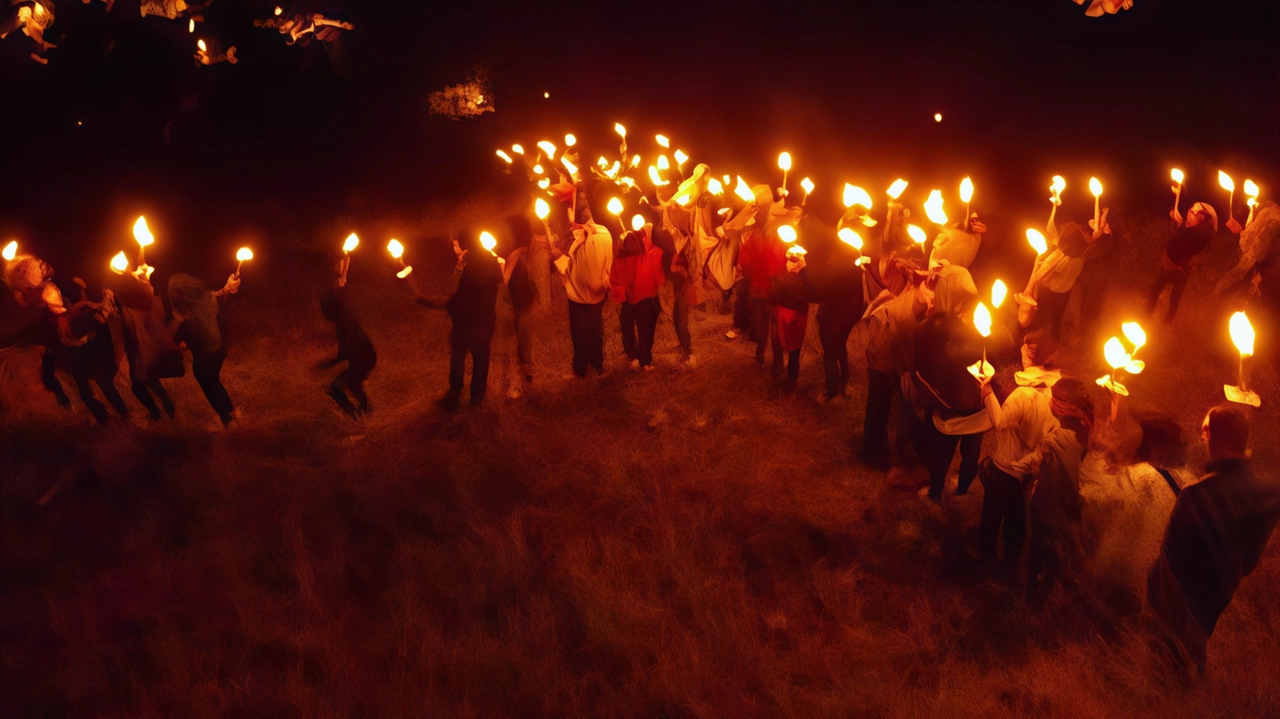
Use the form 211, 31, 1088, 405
929, 225, 983, 269
554, 215, 612, 378
1148, 202, 1218, 323
167, 272, 239, 427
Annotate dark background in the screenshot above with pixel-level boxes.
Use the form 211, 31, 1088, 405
1, 0, 1277, 277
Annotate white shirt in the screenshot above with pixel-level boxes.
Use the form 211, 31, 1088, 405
561, 223, 613, 305
984, 386, 1059, 479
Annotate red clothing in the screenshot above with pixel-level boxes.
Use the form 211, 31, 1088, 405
777, 305, 808, 351
610, 229, 666, 305
738, 228, 787, 300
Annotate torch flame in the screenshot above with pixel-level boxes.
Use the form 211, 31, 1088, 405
907, 225, 927, 244
776, 225, 797, 244
1103, 337, 1131, 370
189, 19, 195, 32
800, 177, 815, 195
674, 150, 689, 168
1122, 321, 1146, 351
655, 134, 670, 148
537, 178, 550, 190
923, 190, 947, 224
1244, 179, 1259, 198
648, 166, 669, 186
1051, 175, 1066, 195
631, 155, 641, 168
561, 157, 578, 176
396, 266, 413, 279
236, 247, 253, 262
607, 197, 624, 216
1171, 168, 1184, 185
197, 39, 207, 52
837, 227, 863, 250
1026, 228, 1048, 255
657, 155, 670, 171
512, 144, 525, 155
535, 198, 550, 220
676, 195, 689, 206
631, 214, 645, 232
973, 302, 992, 337
2, 240, 17, 261
887, 178, 908, 199
1218, 171, 1235, 193
343, 233, 359, 253
843, 184, 873, 209
1230, 311, 1255, 357
110, 251, 129, 274
708, 178, 724, 195
564, 133, 577, 147
786, 245, 807, 258
778, 152, 792, 172
537, 141, 557, 159
274, 6, 283, 15
479, 231, 497, 255
387, 239, 404, 259
133, 216, 155, 247
934, 113, 942, 122
532, 164, 544, 175
992, 279, 1007, 309
959, 177, 974, 204
1089, 177, 1103, 197
496, 149, 513, 163
734, 176, 754, 202
722, 174, 731, 187
614, 123, 627, 138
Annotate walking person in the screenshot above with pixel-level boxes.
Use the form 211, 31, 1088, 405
167, 272, 241, 428
1147, 201, 1218, 323
612, 213, 665, 371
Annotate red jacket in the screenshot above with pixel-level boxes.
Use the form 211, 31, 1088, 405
610, 228, 666, 304
738, 227, 788, 300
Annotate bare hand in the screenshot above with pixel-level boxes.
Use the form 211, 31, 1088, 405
1170, 208, 1183, 225
223, 274, 242, 294
969, 219, 987, 235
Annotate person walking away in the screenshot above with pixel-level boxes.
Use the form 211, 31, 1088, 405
167, 272, 241, 428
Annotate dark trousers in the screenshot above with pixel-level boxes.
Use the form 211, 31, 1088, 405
449, 323, 493, 401
818, 309, 855, 398
568, 299, 605, 376
861, 368, 896, 466
330, 354, 375, 415
732, 277, 751, 331
514, 303, 534, 379
1026, 515, 1064, 608
1146, 267, 1189, 323
747, 296, 782, 364
979, 463, 1027, 561
131, 378, 174, 420
192, 346, 234, 424
784, 348, 801, 388
926, 421, 983, 499
671, 277, 692, 358
620, 297, 661, 367
1037, 288, 1071, 340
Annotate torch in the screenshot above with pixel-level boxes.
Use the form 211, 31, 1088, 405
537, 140, 557, 161
778, 152, 792, 197
885, 178, 908, 237
800, 178, 814, 207
1171, 168, 1184, 218
777, 225, 797, 244
656, 134, 669, 149
1089, 177, 1103, 234
959, 177, 974, 231
235, 247, 253, 276
479, 231, 499, 258
340, 232, 359, 284
133, 215, 155, 267
2, 240, 17, 262
967, 302, 994, 381
733, 176, 754, 204
387, 239, 412, 278
1244, 179, 1260, 227
674, 150, 689, 171
615, 123, 627, 166
1048, 175, 1066, 227
110, 251, 129, 275
1095, 323, 1147, 420
535, 197, 552, 239
923, 190, 947, 227
1224, 311, 1260, 407
564, 133, 577, 148
1219, 171, 1236, 230
907, 225, 927, 248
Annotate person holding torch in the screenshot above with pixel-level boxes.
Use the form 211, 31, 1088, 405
1146, 200, 1218, 323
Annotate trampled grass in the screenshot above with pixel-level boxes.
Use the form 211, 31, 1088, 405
2, 200, 1277, 717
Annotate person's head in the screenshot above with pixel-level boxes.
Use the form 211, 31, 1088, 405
1186, 202, 1218, 231
1201, 405, 1250, 460
1049, 377, 1094, 446
1057, 222, 1090, 257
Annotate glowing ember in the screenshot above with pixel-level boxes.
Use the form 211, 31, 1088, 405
631, 215, 645, 232
496, 149, 513, 163
512, 144, 525, 155
479, 231, 498, 256
734, 177, 754, 202
777, 152, 792, 172
1171, 168, 1184, 185
843, 184, 872, 209
607, 197, 624, 216
907, 225, 927, 244
133, 216, 155, 247
777, 225, 797, 243
1218, 171, 1235, 193
110, 251, 129, 274
343, 233, 359, 254
2, 241, 17, 261
1026, 228, 1047, 255
535, 198, 550, 220
564, 133, 577, 147
1230, 311, 1255, 357
537, 141, 557, 159
959, 177, 974, 204
837, 227, 863, 250
887, 178, 908, 199
707, 178, 724, 195
1122, 321, 1146, 351
236, 247, 254, 262
991, 279, 1007, 309
655, 134, 670, 148
923, 190, 947, 224
973, 302, 992, 337
387, 239, 405, 259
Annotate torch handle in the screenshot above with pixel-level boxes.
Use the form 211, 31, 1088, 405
236, 260, 243, 276
1239, 355, 1248, 393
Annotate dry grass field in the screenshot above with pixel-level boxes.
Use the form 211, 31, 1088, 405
2, 198, 1278, 718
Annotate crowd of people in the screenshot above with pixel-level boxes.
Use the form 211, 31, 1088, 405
2, 132, 1279, 677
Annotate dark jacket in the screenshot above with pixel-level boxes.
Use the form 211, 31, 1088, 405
444, 252, 502, 332
914, 313, 984, 416
1164, 223, 1215, 272
321, 284, 376, 373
